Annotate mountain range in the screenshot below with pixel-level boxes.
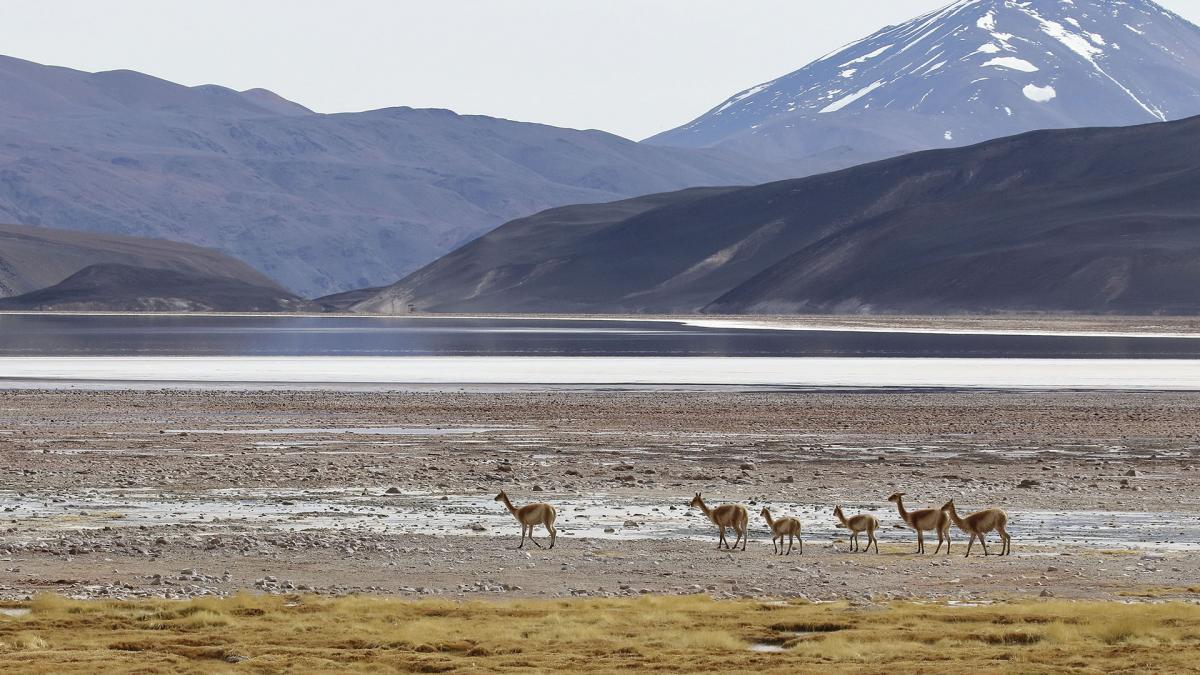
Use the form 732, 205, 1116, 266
355, 115, 1200, 316
0, 55, 781, 297
5, 0, 1200, 312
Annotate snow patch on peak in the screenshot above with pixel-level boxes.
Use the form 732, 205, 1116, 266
1023, 83, 1057, 103
977, 10, 996, 31
712, 83, 773, 114
982, 56, 1040, 72
839, 44, 893, 67
1037, 16, 1104, 60
820, 80, 886, 113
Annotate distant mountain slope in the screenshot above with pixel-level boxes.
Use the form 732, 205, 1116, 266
351, 188, 737, 314
0, 221, 280, 298
649, 0, 1200, 170
0, 54, 781, 297
0, 264, 315, 313
356, 115, 1200, 316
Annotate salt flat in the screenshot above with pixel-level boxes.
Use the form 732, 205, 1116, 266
3, 356, 1200, 390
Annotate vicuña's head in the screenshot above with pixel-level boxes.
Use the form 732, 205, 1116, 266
941, 499, 955, 511
494, 491, 507, 502
833, 505, 844, 517
887, 492, 905, 503
759, 506, 771, 518
689, 492, 704, 509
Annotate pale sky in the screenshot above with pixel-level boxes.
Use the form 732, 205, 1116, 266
3, 0, 1199, 139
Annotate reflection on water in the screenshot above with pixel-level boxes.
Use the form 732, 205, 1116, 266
2, 314, 1200, 358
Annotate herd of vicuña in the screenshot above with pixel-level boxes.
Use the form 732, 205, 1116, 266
494, 491, 1011, 557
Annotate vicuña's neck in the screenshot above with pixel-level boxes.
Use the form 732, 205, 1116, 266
762, 510, 774, 527
500, 495, 517, 514
696, 499, 712, 518
946, 505, 966, 528
893, 498, 909, 519
835, 510, 850, 527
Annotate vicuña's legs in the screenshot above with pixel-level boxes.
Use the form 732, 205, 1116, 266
796, 534, 802, 555
518, 524, 527, 549
529, 530, 543, 548
965, 533, 976, 558
718, 525, 727, 550
916, 529, 925, 554
849, 532, 857, 552
869, 530, 879, 553
548, 524, 557, 549
998, 526, 1011, 555
980, 533, 990, 557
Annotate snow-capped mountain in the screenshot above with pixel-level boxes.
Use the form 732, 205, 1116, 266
649, 0, 1200, 165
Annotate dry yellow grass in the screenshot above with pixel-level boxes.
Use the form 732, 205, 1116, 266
0, 594, 1198, 673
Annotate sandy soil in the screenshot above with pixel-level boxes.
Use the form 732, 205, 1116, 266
0, 389, 1197, 603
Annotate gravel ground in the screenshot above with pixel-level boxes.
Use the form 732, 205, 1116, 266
0, 389, 1197, 603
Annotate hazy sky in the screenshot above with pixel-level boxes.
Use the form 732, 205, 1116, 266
4, 1, 1200, 139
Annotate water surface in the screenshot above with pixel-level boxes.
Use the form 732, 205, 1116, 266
3, 314, 1200, 358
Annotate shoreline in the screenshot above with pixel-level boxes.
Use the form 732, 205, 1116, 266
7, 310, 1200, 338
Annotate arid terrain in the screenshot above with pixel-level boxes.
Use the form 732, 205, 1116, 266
0, 388, 1197, 605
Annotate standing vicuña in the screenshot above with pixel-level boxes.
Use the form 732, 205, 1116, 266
942, 500, 1011, 557
887, 493, 950, 555
689, 493, 748, 551
760, 507, 803, 555
833, 505, 879, 553
494, 491, 556, 549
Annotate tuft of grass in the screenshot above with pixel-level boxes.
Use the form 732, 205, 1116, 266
170, 609, 230, 629
0, 633, 49, 652
0, 595, 1198, 673
28, 594, 71, 614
